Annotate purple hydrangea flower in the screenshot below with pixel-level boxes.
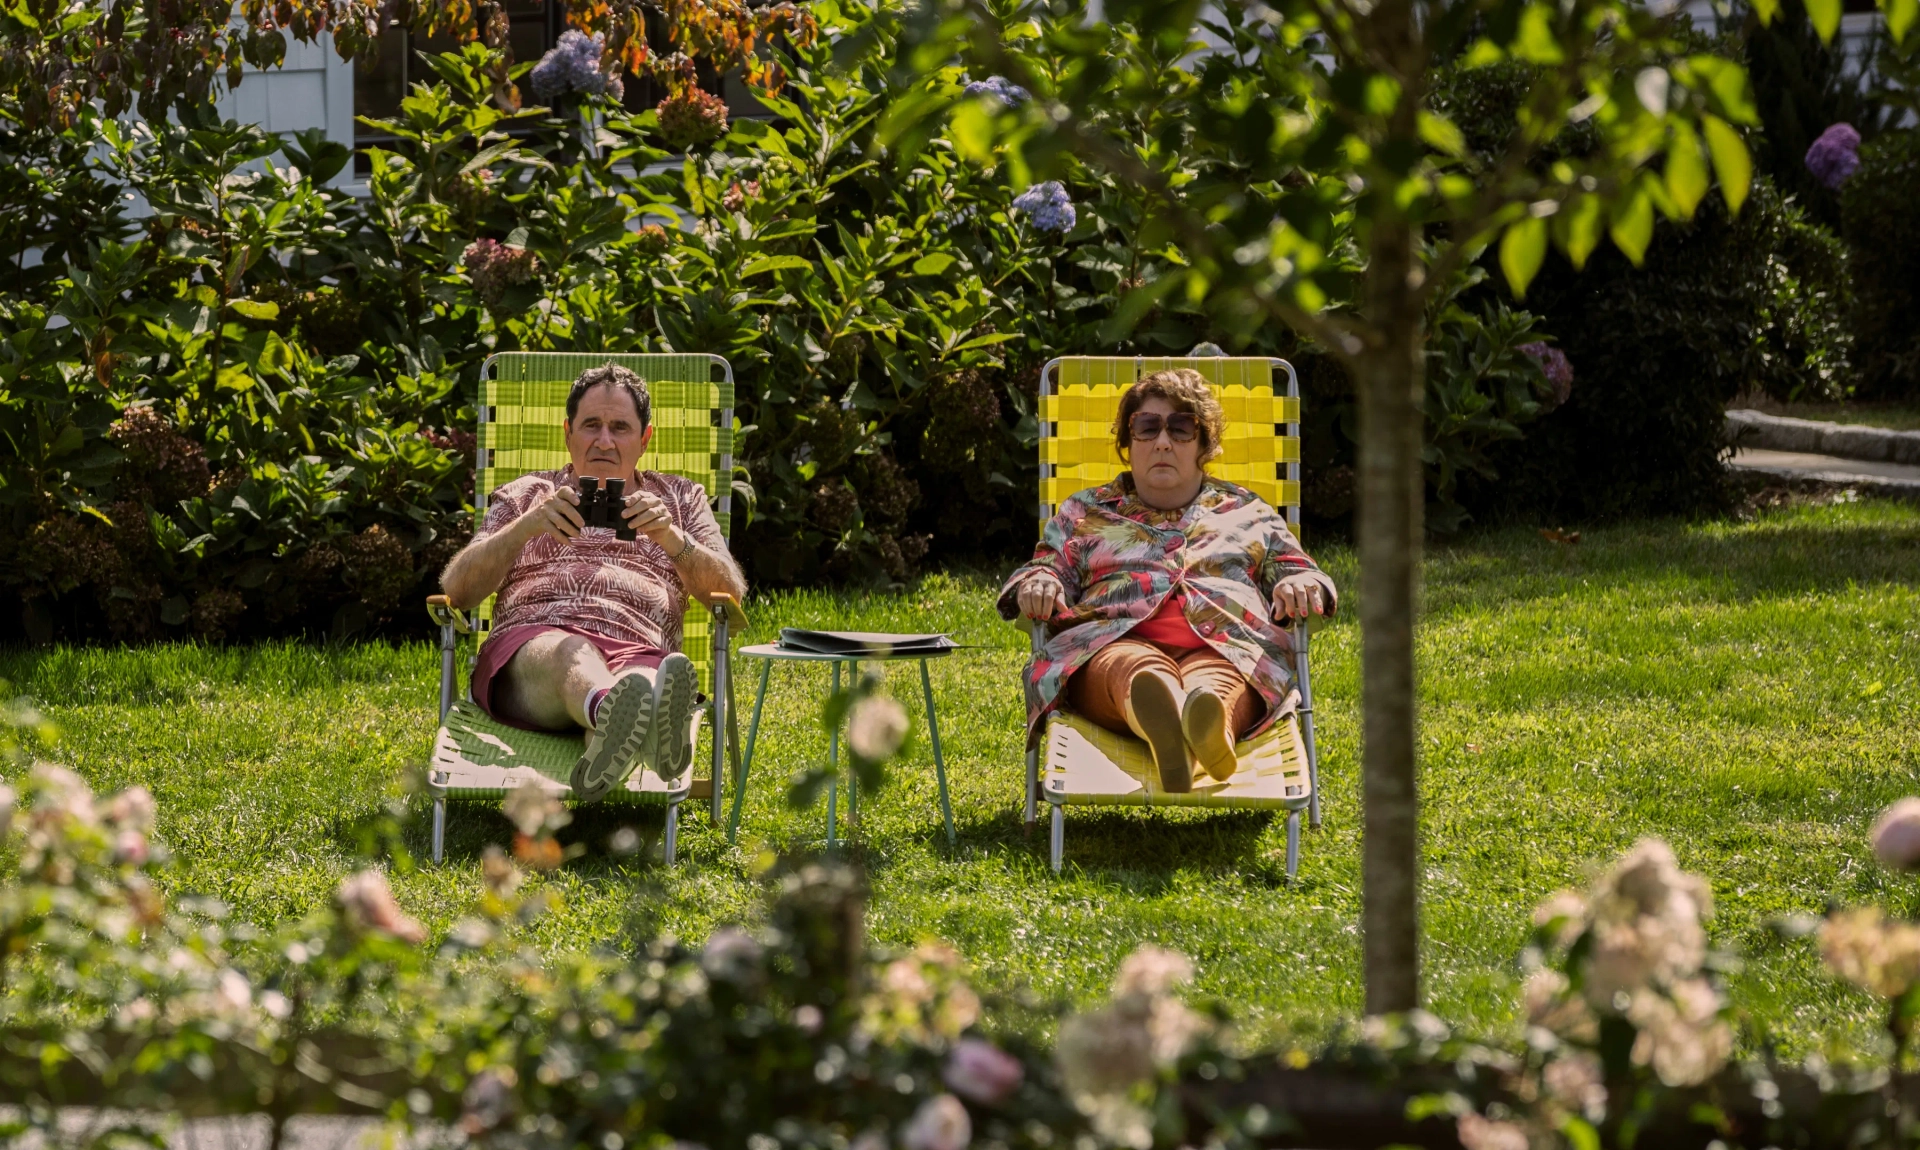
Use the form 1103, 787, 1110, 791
1519, 341, 1574, 406
963, 75, 1029, 105
1012, 181, 1076, 234
531, 30, 625, 104
1805, 122, 1861, 191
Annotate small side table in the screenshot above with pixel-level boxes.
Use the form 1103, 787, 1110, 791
726, 644, 957, 850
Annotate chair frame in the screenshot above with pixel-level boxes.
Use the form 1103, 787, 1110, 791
1021, 356, 1324, 875
423, 351, 744, 866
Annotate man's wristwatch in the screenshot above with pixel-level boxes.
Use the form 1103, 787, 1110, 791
667, 530, 695, 560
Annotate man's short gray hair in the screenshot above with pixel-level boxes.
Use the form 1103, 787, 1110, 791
565, 364, 651, 427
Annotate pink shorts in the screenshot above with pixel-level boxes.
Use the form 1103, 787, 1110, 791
472, 624, 668, 730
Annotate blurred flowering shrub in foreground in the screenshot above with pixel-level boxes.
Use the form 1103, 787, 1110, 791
7, 676, 1920, 1148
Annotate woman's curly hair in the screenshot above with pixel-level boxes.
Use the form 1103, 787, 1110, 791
1113, 368, 1225, 465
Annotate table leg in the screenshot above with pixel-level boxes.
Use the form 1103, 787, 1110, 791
825, 660, 842, 850
847, 659, 861, 829
726, 659, 773, 843
921, 658, 957, 849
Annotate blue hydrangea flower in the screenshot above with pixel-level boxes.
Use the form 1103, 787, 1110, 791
1012, 181, 1075, 234
1805, 122, 1860, 190
963, 75, 1030, 105
531, 30, 625, 104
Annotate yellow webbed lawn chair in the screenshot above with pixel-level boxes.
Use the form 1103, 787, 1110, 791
1023, 356, 1324, 878
423, 352, 746, 866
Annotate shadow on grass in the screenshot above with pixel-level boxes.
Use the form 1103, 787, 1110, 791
410, 796, 678, 869
842, 804, 1296, 888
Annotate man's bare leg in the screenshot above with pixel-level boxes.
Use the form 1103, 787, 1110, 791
493, 632, 618, 730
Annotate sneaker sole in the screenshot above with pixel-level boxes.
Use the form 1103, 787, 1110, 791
650, 653, 698, 783
1129, 671, 1193, 794
1182, 688, 1239, 782
571, 673, 653, 803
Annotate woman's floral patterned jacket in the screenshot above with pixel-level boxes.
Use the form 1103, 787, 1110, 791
996, 473, 1337, 743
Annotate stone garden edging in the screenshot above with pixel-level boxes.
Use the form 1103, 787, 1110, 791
1725, 408, 1920, 465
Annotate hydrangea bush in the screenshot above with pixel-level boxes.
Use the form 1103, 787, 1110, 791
530, 30, 626, 104
1805, 122, 1862, 190
1, 3, 1594, 632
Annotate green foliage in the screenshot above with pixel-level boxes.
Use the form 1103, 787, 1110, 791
15, 5, 1369, 637
1412, 52, 1855, 523
1470, 179, 1846, 521
1840, 128, 1920, 400
1739, 0, 1888, 229
1420, 279, 1561, 532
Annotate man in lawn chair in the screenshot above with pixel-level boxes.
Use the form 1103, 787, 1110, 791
439, 363, 747, 803
999, 368, 1335, 793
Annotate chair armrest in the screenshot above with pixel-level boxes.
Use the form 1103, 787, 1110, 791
427, 595, 476, 634
705, 591, 748, 631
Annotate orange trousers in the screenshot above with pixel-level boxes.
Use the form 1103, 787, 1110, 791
1065, 639, 1263, 738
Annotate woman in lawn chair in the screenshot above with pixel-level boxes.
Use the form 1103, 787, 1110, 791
439, 363, 747, 803
999, 368, 1336, 794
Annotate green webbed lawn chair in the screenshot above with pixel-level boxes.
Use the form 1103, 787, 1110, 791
1021, 356, 1325, 878
424, 352, 747, 866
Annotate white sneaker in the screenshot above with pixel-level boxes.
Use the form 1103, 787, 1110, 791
571, 671, 654, 803
650, 653, 698, 783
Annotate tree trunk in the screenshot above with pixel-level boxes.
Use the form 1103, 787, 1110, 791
1355, 211, 1425, 1015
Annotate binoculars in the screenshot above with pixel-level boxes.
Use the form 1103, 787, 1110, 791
578, 476, 637, 541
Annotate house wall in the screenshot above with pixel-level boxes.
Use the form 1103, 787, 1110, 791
215, 34, 356, 183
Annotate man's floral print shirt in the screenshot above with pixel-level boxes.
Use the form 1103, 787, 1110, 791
996, 473, 1338, 742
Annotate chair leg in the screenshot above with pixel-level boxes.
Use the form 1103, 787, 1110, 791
664, 799, 680, 867
1024, 746, 1038, 831
1050, 804, 1064, 874
1285, 808, 1300, 881
432, 795, 446, 865
1294, 621, 1322, 831
921, 658, 956, 850
710, 606, 733, 826
438, 624, 457, 723
724, 653, 743, 825
727, 659, 773, 843
825, 661, 842, 850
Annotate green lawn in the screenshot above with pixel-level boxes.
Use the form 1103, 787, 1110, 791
5, 500, 1919, 1059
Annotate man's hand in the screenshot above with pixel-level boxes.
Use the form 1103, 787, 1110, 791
1016, 573, 1067, 621
623, 490, 680, 549
518, 485, 585, 543
1271, 572, 1328, 621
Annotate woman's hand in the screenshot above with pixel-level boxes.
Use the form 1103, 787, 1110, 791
1016, 573, 1067, 621
1270, 572, 1328, 620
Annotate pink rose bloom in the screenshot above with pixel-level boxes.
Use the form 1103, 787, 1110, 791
901, 1094, 971, 1150
113, 830, 149, 866
336, 870, 427, 944
943, 1037, 1024, 1106
1873, 797, 1920, 870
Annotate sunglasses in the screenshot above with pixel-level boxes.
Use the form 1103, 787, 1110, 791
1128, 412, 1200, 443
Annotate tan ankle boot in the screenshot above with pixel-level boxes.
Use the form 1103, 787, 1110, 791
1124, 670, 1193, 794
1181, 686, 1238, 782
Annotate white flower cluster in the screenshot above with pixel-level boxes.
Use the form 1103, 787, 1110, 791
848, 695, 909, 762
1526, 839, 1731, 1089
0, 762, 298, 1043
859, 941, 981, 1048
1054, 946, 1211, 1149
